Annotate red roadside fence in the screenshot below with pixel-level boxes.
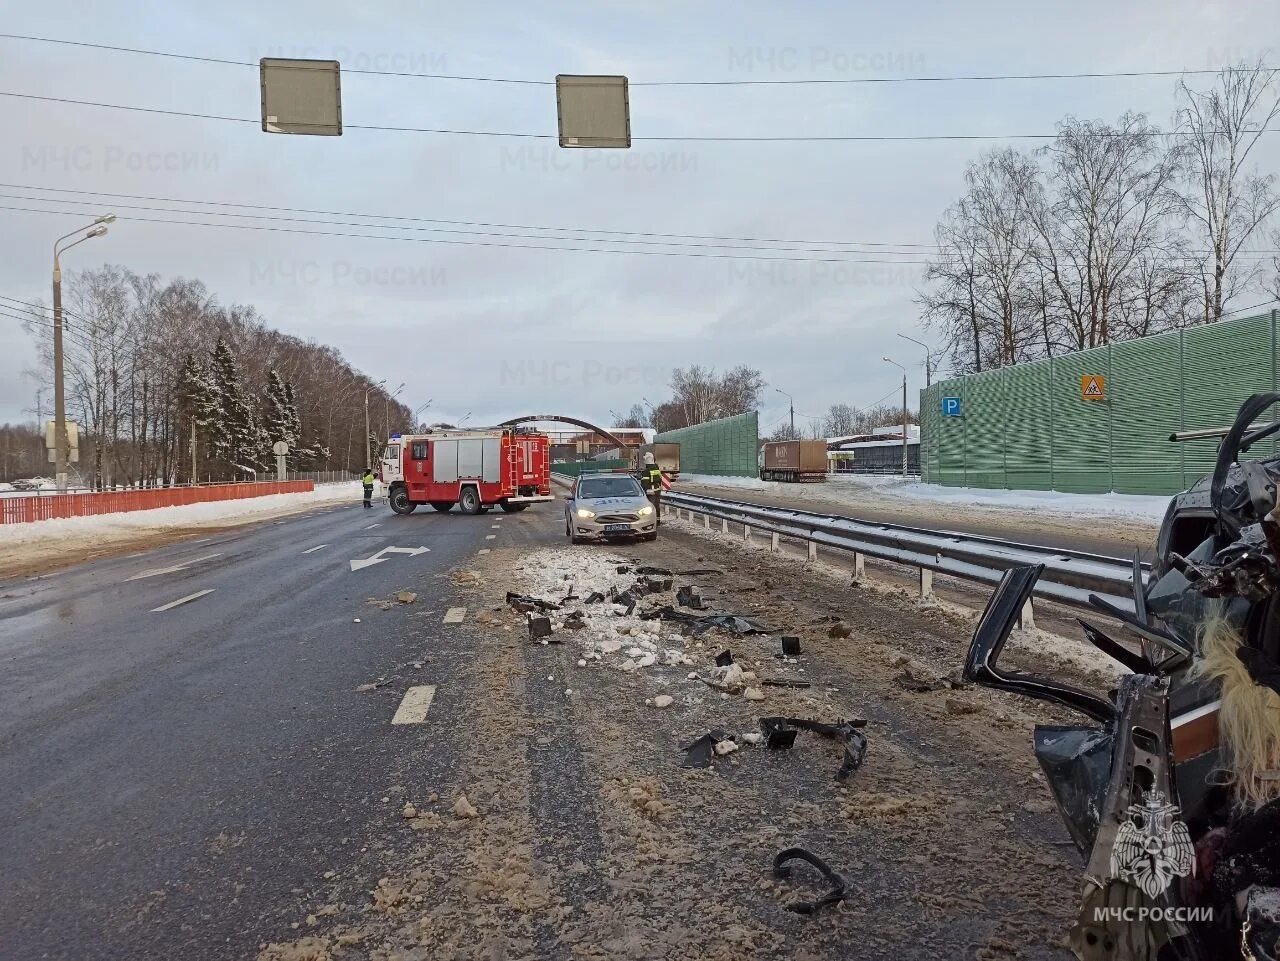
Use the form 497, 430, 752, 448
1, 480, 315, 525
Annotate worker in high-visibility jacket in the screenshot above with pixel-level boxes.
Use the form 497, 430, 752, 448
640, 452, 664, 522
361, 468, 375, 509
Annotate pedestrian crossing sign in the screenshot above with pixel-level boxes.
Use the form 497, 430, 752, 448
1081, 375, 1106, 401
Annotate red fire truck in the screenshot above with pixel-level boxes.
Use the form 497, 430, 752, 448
377, 427, 553, 515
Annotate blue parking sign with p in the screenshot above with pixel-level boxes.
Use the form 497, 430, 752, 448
942, 396, 962, 417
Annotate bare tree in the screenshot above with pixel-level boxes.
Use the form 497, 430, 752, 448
1173, 60, 1280, 323
920, 149, 1042, 373
1028, 113, 1187, 349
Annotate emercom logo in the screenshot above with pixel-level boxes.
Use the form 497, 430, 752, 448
1109, 790, 1195, 899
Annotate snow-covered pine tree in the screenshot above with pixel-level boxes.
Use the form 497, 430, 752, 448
174, 352, 216, 483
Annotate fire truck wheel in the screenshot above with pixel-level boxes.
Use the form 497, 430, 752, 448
389, 487, 416, 515
459, 486, 482, 515
429, 501, 454, 512
499, 501, 529, 513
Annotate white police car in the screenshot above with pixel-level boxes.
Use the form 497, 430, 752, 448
564, 471, 657, 544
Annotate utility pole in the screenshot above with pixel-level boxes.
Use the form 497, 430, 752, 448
363, 379, 385, 470
51, 215, 114, 491
898, 332, 933, 387
883, 357, 908, 475
774, 387, 795, 437
190, 419, 197, 485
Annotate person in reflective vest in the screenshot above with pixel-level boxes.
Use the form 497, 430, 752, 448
641, 452, 664, 521
362, 468, 375, 509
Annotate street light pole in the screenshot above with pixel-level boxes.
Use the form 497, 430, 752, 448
774, 387, 795, 437
883, 357, 908, 476
897, 332, 933, 387
384, 382, 404, 438
51, 215, 114, 491
363, 378, 385, 470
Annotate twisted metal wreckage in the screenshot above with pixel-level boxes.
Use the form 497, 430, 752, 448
964, 394, 1280, 961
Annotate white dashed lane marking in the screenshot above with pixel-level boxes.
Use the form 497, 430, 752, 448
485, 534, 496, 540
363, 523, 380, 530
151, 588, 215, 613
126, 553, 222, 582
477, 548, 490, 555
391, 685, 437, 725
301, 544, 328, 554
443, 607, 466, 624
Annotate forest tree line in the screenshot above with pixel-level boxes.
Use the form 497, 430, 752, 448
919, 62, 1280, 375
614, 365, 916, 442
15, 265, 412, 487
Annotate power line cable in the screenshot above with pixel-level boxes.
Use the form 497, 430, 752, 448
2, 89, 1274, 142
7, 183, 1278, 259
0, 182, 943, 250
2, 33, 1273, 86
0, 202, 941, 264
0, 191, 937, 258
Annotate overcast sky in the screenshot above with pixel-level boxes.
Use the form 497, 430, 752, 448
0, 0, 1276, 433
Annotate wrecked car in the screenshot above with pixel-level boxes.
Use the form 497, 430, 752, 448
563, 471, 658, 544
963, 393, 1280, 960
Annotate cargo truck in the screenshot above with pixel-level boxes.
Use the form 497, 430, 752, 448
637, 442, 680, 478
759, 439, 828, 482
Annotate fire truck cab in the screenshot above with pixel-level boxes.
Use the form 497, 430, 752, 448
377, 427, 552, 515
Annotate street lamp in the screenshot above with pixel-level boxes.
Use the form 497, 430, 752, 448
882, 357, 908, 476
363, 378, 385, 470
385, 382, 404, 438
897, 332, 934, 387
52, 214, 114, 491
774, 387, 795, 436
412, 399, 432, 431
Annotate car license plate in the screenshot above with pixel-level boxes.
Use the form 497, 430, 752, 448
603, 524, 631, 534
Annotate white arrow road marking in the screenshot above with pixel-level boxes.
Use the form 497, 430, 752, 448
127, 553, 223, 582
301, 544, 328, 555
151, 588, 215, 613
349, 545, 430, 572
443, 607, 466, 624
391, 685, 437, 725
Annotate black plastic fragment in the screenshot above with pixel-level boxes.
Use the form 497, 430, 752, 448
676, 585, 706, 609
636, 565, 673, 576
528, 615, 555, 641
640, 607, 772, 635
681, 729, 735, 768
762, 678, 811, 689
772, 847, 848, 914
506, 591, 560, 614
715, 649, 734, 667
781, 635, 803, 656
761, 717, 798, 749
758, 716, 869, 780
584, 591, 605, 604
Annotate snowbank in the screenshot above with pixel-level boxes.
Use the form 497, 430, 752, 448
678, 471, 1169, 525
870, 478, 1171, 523
674, 473, 771, 491
0, 482, 363, 548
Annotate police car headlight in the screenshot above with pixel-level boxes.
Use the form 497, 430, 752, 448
575, 508, 596, 519
636, 505, 653, 516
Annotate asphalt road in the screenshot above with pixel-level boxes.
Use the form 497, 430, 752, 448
0, 497, 557, 960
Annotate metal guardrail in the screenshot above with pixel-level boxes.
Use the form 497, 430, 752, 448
662, 489, 1143, 616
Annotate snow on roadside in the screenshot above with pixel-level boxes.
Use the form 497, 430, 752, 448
677, 471, 1169, 525
674, 473, 770, 491
0, 481, 363, 548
